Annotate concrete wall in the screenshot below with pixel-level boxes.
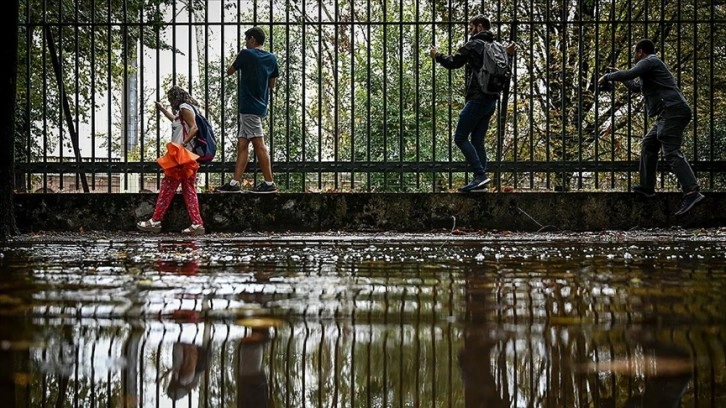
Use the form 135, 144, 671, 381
15, 192, 726, 233
14, 192, 726, 233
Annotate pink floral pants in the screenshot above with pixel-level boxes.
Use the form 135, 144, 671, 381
152, 174, 203, 225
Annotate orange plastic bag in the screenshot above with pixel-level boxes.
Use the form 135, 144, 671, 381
157, 142, 200, 180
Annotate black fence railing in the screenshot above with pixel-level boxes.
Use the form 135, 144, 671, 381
15, 0, 726, 193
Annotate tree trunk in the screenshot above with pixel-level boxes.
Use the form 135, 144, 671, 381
0, 0, 19, 240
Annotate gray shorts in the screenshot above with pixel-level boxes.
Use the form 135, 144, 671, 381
237, 114, 264, 139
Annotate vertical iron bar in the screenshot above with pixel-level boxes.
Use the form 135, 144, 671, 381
511, 6, 519, 190
350, 6, 356, 190
545, 0, 551, 189
596, 1, 603, 190
284, 0, 291, 190
709, 0, 715, 189
398, 0, 404, 191
366, 1, 371, 190
22, 1, 31, 192
317, 3, 322, 190
690, 0, 698, 186
560, 0, 567, 191
626, 0, 633, 191
414, 6, 421, 190
302, 0, 307, 192
576, 1, 583, 190
74, 0, 82, 191
334, 0, 340, 190
528, 1, 534, 189
431, 2, 437, 189
58, 1, 64, 192
609, 0, 616, 189
383, 1, 388, 191
122, 0, 129, 192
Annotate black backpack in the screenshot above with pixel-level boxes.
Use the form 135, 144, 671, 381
474, 39, 512, 95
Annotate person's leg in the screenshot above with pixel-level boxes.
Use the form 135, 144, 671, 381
454, 100, 488, 176
181, 173, 203, 226
657, 104, 699, 193
251, 137, 273, 183
232, 137, 251, 182
469, 98, 497, 178
152, 176, 182, 221
638, 123, 661, 189
216, 116, 252, 192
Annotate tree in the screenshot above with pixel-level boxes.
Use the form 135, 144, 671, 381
0, 0, 19, 240
15, 0, 176, 191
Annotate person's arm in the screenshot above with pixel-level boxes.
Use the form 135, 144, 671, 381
155, 101, 174, 122
227, 50, 243, 76
622, 78, 642, 93
180, 107, 198, 146
268, 77, 276, 92
598, 60, 650, 93
430, 43, 470, 70
606, 58, 651, 82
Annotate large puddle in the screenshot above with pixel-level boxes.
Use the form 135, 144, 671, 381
0, 233, 724, 407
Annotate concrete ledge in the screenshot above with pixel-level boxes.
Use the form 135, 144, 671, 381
14, 192, 726, 233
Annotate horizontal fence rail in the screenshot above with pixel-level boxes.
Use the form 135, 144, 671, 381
15, 0, 726, 193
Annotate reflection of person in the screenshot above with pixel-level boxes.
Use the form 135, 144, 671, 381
236, 328, 272, 407
430, 15, 514, 192
165, 342, 211, 400
156, 242, 200, 275
598, 39, 704, 216
137, 86, 205, 235
457, 330, 511, 408
216, 27, 279, 194
623, 341, 692, 408
581, 337, 692, 408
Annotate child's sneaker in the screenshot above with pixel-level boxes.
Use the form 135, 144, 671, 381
137, 219, 162, 233
182, 224, 205, 236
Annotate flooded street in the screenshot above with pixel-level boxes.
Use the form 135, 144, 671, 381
0, 230, 725, 407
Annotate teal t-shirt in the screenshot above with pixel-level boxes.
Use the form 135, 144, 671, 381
233, 48, 279, 116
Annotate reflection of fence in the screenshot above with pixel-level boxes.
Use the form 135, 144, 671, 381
10, 240, 726, 406
19, 295, 726, 406
16, 2, 726, 193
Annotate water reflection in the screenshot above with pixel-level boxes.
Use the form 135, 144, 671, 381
0, 238, 724, 407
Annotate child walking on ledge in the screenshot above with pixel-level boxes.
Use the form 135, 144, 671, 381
137, 86, 205, 235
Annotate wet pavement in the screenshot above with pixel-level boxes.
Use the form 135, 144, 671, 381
0, 227, 725, 407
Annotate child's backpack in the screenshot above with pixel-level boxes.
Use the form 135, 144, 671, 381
474, 39, 512, 95
190, 105, 217, 162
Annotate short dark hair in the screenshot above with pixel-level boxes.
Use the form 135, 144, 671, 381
635, 38, 655, 55
469, 15, 491, 30
245, 27, 266, 45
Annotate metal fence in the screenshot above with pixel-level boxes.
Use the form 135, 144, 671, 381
15, 0, 726, 193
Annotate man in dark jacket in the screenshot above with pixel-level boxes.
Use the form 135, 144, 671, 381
430, 15, 513, 192
599, 38, 704, 215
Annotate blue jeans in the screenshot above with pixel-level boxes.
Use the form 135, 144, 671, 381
454, 98, 497, 176
639, 103, 699, 193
